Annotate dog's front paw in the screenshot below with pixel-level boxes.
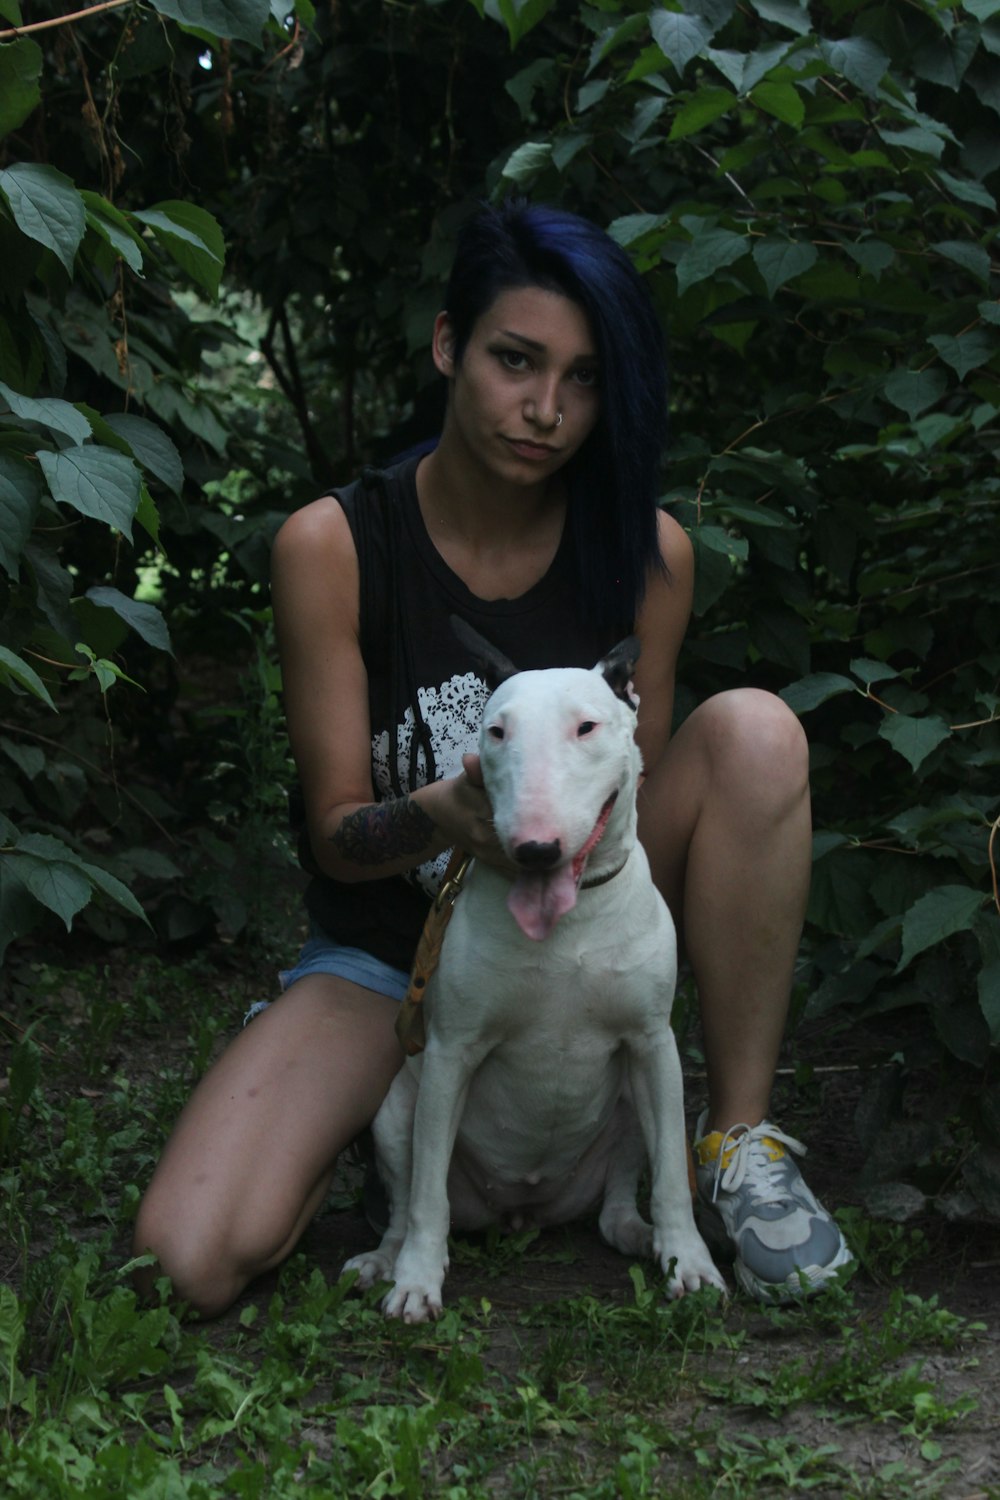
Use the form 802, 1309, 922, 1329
342, 1249, 396, 1289
382, 1280, 444, 1323
659, 1235, 728, 1299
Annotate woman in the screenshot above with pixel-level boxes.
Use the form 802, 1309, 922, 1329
133, 200, 852, 1313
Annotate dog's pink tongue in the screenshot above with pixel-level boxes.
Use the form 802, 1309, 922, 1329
507, 865, 579, 941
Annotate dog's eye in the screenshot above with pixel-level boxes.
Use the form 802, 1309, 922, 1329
577, 721, 596, 737
488, 725, 505, 741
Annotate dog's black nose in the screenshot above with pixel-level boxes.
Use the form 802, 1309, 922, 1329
513, 839, 562, 869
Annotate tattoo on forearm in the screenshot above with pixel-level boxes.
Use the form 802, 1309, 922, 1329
332, 797, 436, 866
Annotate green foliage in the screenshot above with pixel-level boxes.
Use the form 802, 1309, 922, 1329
3, 954, 989, 1500
468, 0, 1000, 1198
0, 0, 306, 955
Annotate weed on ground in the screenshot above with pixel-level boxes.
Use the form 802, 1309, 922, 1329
2, 947, 999, 1498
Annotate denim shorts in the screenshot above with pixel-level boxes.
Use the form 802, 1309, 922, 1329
244, 926, 410, 1025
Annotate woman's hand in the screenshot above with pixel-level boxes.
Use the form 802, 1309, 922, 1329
418, 756, 515, 873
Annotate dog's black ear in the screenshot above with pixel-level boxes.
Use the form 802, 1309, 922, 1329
597, 635, 641, 711
450, 614, 520, 690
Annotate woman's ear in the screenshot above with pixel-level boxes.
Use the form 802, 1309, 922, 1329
432, 312, 457, 377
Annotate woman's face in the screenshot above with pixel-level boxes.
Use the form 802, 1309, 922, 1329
433, 284, 601, 487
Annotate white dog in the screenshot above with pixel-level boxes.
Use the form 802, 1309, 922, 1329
343, 626, 725, 1321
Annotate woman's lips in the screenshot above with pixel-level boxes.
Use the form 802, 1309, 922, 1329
503, 436, 559, 460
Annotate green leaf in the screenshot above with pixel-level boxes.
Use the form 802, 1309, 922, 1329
934, 169, 996, 211
897, 885, 987, 973
0, 644, 56, 709
103, 413, 184, 495
0, 378, 93, 445
750, 80, 804, 129
37, 446, 142, 539
607, 213, 667, 248
844, 239, 895, 279
505, 58, 555, 119
883, 368, 948, 421
707, 41, 792, 94
135, 484, 162, 548
819, 36, 890, 96
849, 658, 899, 686
779, 673, 856, 714
752, 239, 817, 297
9, 847, 91, 930
650, 10, 714, 75
0, 37, 42, 139
748, 0, 810, 36
80, 860, 148, 923
0, 453, 41, 578
878, 712, 952, 771
1, 736, 45, 780
497, 0, 555, 48
675, 225, 748, 295
928, 330, 997, 379
499, 140, 552, 186
0, 162, 86, 275
80, 192, 145, 276
85, 586, 173, 655
134, 202, 226, 298
932, 239, 992, 285
712, 498, 794, 528
147, 0, 270, 44
913, 23, 979, 90
750, 608, 810, 675
880, 125, 945, 160
688, 524, 746, 615
668, 86, 735, 141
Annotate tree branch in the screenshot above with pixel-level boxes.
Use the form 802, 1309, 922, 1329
0, 0, 131, 41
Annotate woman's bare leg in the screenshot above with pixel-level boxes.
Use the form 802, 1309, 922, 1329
637, 688, 812, 1132
132, 974, 403, 1317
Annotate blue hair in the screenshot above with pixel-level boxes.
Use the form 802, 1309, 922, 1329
443, 199, 668, 633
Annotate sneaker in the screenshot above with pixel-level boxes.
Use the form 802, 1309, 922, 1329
693, 1112, 854, 1304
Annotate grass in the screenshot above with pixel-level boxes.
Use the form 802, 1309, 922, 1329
1, 950, 996, 1498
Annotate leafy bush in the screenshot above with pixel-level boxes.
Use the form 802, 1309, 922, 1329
0, 0, 304, 954
478, 0, 1000, 1208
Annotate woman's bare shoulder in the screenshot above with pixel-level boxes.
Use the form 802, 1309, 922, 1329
271, 493, 355, 568
656, 505, 694, 577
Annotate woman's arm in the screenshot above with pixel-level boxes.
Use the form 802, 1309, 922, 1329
271, 496, 504, 883
631, 509, 695, 774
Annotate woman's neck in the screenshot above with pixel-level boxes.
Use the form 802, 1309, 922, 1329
416, 438, 567, 601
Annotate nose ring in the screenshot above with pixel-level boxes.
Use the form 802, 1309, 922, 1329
555, 412, 563, 428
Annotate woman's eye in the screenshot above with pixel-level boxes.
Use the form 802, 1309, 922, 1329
573, 366, 599, 387
498, 349, 529, 371
577, 721, 596, 737
488, 725, 505, 741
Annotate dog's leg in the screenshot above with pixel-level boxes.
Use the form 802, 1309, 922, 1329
342, 1067, 418, 1288
381, 1041, 485, 1323
598, 1098, 654, 1259
628, 1036, 727, 1298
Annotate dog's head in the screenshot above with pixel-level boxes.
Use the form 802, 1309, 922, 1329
452, 617, 643, 940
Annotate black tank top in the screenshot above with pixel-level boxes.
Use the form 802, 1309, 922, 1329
300, 454, 621, 970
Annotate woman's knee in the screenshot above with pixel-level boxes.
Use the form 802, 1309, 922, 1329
696, 689, 810, 808
132, 1193, 244, 1318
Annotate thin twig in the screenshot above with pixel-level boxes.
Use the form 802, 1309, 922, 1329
0, 0, 130, 41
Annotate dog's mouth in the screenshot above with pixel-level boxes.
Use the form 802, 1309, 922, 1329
507, 791, 619, 942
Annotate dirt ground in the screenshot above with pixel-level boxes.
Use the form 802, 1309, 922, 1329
10, 927, 1000, 1497
230, 1011, 1000, 1498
